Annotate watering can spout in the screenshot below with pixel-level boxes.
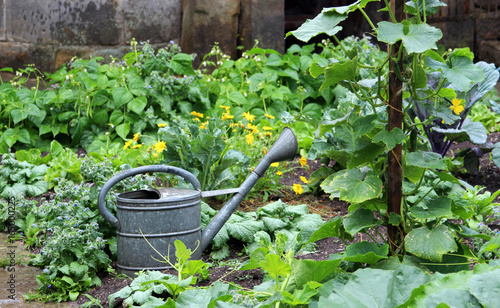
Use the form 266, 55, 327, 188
200, 127, 298, 251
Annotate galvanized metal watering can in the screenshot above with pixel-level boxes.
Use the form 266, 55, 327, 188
98, 127, 298, 276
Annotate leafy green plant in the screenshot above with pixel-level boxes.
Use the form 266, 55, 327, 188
0, 153, 48, 198
108, 240, 209, 307
202, 200, 324, 260
159, 117, 250, 191
286, 0, 500, 268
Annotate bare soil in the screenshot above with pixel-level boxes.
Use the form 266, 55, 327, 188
74, 133, 500, 307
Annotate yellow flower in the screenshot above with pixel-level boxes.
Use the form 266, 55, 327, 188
264, 132, 272, 137
247, 123, 259, 134
300, 176, 309, 184
158, 123, 167, 128
222, 113, 234, 120
199, 122, 208, 130
264, 113, 275, 119
193, 117, 201, 122
219, 105, 230, 112
293, 184, 304, 195
299, 156, 307, 167
450, 98, 464, 115
242, 111, 255, 123
263, 148, 267, 155
191, 111, 204, 118
270, 162, 279, 167
245, 134, 254, 145
153, 141, 167, 153
276, 171, 282, 176
132, 144, 142, 149
133, 133, 140, 141
123, 140, 133, 150
153, 153, 158, 158
262, 126, 273, 131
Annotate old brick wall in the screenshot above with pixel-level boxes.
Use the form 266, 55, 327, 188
0, 0, 183, 72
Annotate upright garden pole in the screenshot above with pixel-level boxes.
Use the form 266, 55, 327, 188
387, 0, 405, 253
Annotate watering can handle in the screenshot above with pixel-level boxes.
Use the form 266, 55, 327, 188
97, 165, 201, 230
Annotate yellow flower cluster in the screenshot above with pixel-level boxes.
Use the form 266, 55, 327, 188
191, 111, 204, 118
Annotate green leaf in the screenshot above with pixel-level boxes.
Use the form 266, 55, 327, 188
260, 254, 291, 279
128, 96, 147, 115
318, 266, 429, 307
305, 216, 350, 244
426, 56, 485, 92
410, 196, 452, 220
492, 144, 500, 168
467, 269, 500, 308
109, 109, 123, 126
321, 168, 383, 203
288, 259, 341, 290
116, 122, 130, 140
343, 208, 376, 235
432, 119, 487, 145
320, 57, 358, 91
377, 21, 442, 54
406, 151, 447, 169
405, 225, 457, 262
228, 91, 247, 106
343, 241, 389, 264
170, 53, 195, 75
112, 87, 133, 108
286, 11, 347, 42
373, 127, 407, 150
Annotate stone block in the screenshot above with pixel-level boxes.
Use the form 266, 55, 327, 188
0, 0, 4, 41
0, 42, 55, 72
429, 19, 475, 50
240, 0, 284, 54
123, 0, 182, 44
7, 0, 122, 45
479, 40, 500, 66
181, 0, 240, 65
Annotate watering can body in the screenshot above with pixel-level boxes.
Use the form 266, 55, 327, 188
98, 127, 297, 277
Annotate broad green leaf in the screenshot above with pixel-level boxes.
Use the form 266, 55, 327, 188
170, 53, 195, 75
426, 56, 484, 92
286, 11, 347, 42
112, 87, 133, 108
288, 259, 341, 290
467, 269, 500, 308
321, 168, 383, 203
305, 216, 352, 243
343, 208, 376, 235
373, 127, 407, 150
405, 225, 457, 262
128, 96, 147, 115
466, 62, 500, 108
406, 151, 447, 169
320, 57, 358, 91
260, 254, 291, 279
343, 241, 389, 264
309, 62, 325, 77
410, 196, 452, 220
492, 144, 500, 168
432, 119, 487, 145
116, 122, 131, 140
378, 21, 442, 54
228, 91, 247, 106
322, 0, 378, 14
406, 0, 447, 15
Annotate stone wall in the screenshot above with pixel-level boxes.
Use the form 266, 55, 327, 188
0, 0, 183, 72
0, 0, 285, 73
